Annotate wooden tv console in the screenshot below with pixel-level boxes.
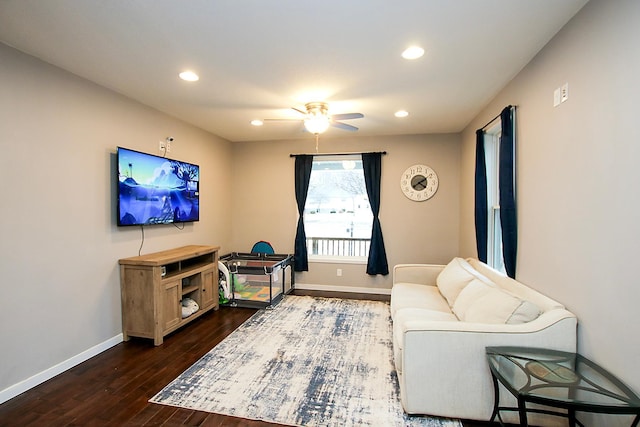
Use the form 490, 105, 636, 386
119, 245, 220, 345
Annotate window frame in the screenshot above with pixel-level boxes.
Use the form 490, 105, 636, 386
484, 123, 506, 274
303, 155, 372, 264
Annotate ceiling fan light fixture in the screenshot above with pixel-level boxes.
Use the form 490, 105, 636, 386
303, 101, 331, 134
178, 70, 199, 81
402, 46, 424, 60
304, 116, 330, 134
261, 101, 361, 136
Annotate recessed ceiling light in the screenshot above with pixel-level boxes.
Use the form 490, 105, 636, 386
179, 71, 199, 82
401, 46, 424, 60
251, 120, 264, 126
395, 110, 409, 118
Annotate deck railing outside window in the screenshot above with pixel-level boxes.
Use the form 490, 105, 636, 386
307, 237, 370, 257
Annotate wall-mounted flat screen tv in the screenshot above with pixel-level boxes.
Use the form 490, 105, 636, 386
117, 147, 200, 226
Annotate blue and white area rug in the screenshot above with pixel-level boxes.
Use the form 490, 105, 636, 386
150, 295, 461, 427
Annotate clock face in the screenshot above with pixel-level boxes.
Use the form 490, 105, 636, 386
401, 164, 439, 201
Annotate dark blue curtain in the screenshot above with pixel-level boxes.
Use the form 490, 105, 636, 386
474, 129, 488, 263
293, 155, 313, 271
499, 107, 517, 278
362, 153, 389, 275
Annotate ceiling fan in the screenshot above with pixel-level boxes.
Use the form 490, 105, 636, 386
263, 102, 364, 134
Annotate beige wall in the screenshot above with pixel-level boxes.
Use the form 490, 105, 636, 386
460, 0, 640, 424
0, 43, 232, 395
230, 133, 461, 290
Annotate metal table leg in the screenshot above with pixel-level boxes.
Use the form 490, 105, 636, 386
489, 373, 500, 423
518, 398, 529, 427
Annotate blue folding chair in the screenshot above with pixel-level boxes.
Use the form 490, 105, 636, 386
251, 240, 275, 255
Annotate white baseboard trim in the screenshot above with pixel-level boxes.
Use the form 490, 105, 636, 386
0, 333, 123, 405
294, 283, 391, 296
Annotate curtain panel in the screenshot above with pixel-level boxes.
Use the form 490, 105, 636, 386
362, 153, 389, 275
474, 129, 489, 263
498, 106, 517, 278
293, 155, 313, 271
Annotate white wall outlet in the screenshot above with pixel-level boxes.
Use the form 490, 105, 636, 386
159, 140, 172, 153
336, 268, 342, 277
560, 82, 569, 103
553, 88, 561, 107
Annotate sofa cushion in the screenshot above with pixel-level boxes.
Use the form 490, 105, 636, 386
453, 279, 541, 324
436, 257, 491, 307
391, 283, 452, 318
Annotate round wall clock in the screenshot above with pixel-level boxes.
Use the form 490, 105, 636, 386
401, 164, 439, 201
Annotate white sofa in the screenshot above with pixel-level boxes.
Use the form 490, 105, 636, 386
391, 258, 577, 423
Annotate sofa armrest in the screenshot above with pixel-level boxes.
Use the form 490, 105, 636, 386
393, 264, 444, 286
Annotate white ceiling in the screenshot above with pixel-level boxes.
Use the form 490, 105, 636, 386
0, 0, 588, 142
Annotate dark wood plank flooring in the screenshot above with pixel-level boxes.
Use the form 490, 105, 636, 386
0, 290, 492, 426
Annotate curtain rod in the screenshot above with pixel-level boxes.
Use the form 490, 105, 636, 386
479, 105, 515, 131
289, 151, 387, 158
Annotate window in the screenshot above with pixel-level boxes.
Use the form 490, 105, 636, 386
303, 156, 372, 261
484, 123, 506, 274
476, 106, 516, 277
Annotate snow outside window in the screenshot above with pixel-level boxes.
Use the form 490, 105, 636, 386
303, 156, 373, 262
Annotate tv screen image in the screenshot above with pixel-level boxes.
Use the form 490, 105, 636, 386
117, 147, 199, 226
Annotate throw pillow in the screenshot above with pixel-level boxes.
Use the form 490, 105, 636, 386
437, 257, 490, 307
453, 279, 541, 324
452, 278, 497, 318
506, 300, 542, 324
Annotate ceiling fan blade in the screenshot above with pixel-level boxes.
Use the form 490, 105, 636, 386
331, 121, 359, 132
263, 118, 303, 123
331, 112, 364, 121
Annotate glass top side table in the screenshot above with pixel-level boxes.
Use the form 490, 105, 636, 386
486, 346, 640, 427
